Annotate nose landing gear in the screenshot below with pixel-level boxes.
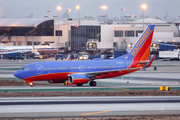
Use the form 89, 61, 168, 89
29, 82, 34, 87
24, 80, 34, 87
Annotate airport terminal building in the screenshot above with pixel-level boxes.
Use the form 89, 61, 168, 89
0, 17, 180, 53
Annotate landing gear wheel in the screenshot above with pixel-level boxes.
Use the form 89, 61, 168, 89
76, 84, 83, 86
29, 82, 34, 87
90, 81, 97, 86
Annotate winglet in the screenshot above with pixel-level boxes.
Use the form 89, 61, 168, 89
144, 55, 155, 68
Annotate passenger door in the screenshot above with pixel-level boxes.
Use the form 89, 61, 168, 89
36, 64, 42, 74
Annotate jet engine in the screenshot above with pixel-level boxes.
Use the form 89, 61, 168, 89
68, 74, 89, 84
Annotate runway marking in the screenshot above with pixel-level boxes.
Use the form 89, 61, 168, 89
80, 110, 112, 115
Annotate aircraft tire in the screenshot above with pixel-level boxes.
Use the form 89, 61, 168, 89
90, 81, 97, 86
76, 84, 83, 86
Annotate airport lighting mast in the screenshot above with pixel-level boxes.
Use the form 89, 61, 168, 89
76, 5, 80, 25
57, 6, 62, 43
121, 7, 125, 24
141, 4, 147, 30
101, 5, 108, 24
67, 9, 71, 18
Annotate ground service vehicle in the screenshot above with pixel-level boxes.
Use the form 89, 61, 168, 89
159, 50, 180, 60
7, 53, 24, 60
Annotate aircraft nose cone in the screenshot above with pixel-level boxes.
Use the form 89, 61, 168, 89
14, 70, 23, 79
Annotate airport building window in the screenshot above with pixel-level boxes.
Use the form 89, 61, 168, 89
56, 30, 62, 36
136, 31, 143, 37
125, 31, 134, 37
114, 31, 123, 37
71, 25, 101, 51
27, 42, 41, 45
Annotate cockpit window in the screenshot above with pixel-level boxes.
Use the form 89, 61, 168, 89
21, 67, 30, 70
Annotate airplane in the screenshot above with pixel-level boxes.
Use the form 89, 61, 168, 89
0, 45, 57, 55
14, 25, 155, 87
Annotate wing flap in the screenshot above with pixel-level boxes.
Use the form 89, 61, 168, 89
84, 67, 141, 77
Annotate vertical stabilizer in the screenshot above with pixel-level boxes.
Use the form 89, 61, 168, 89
114, 25, 155, 62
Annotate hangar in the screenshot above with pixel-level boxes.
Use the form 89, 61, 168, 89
0, 18, 55, 46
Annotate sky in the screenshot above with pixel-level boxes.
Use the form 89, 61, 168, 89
0, 0, 179, 21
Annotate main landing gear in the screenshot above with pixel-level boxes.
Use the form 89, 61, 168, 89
89, 81, 97, 86
76, 84, 83, 86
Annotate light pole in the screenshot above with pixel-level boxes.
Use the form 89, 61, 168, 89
121, 7, 125, 24
101, 5, 108, 24
141, 4, 146, 30
76, 5, 80, 25
57, 6, 62, 43
67, 9, 71, 18
67, 9, 71, 50
47, 10, 50, 17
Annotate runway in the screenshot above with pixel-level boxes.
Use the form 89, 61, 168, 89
0, 59, 180, 118
0, 96, 180, 118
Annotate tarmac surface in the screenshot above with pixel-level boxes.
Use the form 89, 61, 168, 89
0, 96, 180, 118
0, 58, 180, 118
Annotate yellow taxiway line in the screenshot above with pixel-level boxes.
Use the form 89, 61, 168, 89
80, 110, 112, 115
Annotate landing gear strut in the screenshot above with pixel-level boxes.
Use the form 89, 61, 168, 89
89, 81, 97, 86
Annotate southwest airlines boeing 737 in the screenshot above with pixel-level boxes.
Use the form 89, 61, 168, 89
14, 25, 155, 87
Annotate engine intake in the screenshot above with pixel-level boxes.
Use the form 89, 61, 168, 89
68, 74, 89, 84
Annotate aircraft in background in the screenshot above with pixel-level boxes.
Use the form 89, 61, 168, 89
66, 54, 71, 61
0, 45, 57, 55
14, 25, 155, 87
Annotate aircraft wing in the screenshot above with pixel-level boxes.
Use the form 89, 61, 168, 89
82, 67, 141, 78
0, 50, 32, 55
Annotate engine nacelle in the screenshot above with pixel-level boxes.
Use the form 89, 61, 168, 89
68, 74, 89, 84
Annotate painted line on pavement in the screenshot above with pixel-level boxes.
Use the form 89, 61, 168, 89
80, 110, 112, 115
